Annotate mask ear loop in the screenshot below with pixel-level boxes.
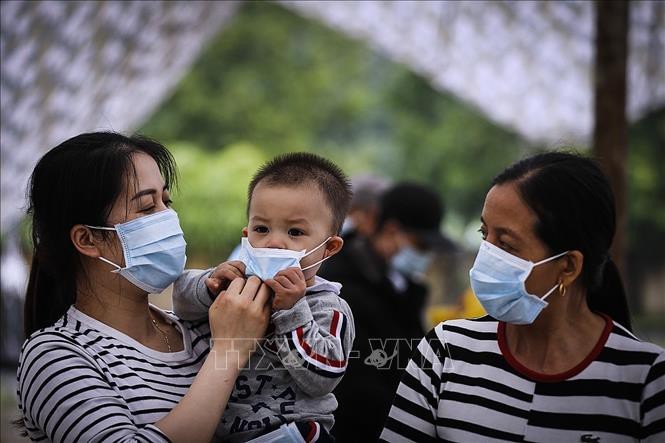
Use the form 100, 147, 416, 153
301, 256, 329, 271
85, 225, 123, 271
97, 256, 123, 272
533, 249, 569, 266
533, 251, 569, 301
300, 237, 332, 271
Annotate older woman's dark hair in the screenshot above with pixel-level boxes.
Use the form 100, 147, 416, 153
24, 132, 177, 336
493, 151, 631, 330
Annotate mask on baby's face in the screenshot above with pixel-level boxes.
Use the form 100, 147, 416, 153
238, 237, 331, 281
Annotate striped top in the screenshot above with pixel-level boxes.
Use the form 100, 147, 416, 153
381, 316, 665, 442
17, 305, 211, 442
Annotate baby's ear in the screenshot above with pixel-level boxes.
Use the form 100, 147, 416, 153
242, 227, 248, 237
324, 236, 344, 258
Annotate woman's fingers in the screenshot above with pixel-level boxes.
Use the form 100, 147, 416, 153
240, 276, 262, 299
253, 284, 272, 312
224, 276, 247, 297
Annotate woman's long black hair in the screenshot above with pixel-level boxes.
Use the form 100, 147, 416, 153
493, 151, 631, 330
24, 132, 177, 336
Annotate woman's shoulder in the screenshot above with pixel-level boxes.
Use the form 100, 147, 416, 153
21, 310, 89, 353
413, 316, 499, 357
606, 320, 665, 361
19, 312, 100, 369
435, 315, 499, 337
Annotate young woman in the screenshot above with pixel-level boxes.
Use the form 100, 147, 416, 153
382, 152, 664, 442
17, 132, 271, 442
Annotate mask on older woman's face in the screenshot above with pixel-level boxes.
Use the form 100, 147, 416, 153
238, 236, 331, 281
469, 240, 568, 324
86, 208, 187, 294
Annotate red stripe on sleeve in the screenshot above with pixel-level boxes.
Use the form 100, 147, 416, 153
329, 310, 340, 336
296, 327, 347, 367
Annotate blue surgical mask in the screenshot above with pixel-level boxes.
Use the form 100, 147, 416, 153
86, 209, 187, 293
391, 246, 432, 279
238, 237, 331, 281
469, 241, 568, 324
340, 218, 355, 236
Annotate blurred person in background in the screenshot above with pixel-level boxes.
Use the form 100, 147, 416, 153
340, 174, 392, 237
16, 132, 271, 443
381, 152, 664, 442
320, 181, 456, 442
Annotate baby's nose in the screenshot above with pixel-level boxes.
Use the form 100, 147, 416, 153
264, 236, 288, 249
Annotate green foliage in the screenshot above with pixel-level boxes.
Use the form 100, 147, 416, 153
141, 1, 527, 264
169, 142, 268, 266
143, 1, 386, 156
385, 72, 524, 221
627, 108, 665, 273
141, 1, 664, 287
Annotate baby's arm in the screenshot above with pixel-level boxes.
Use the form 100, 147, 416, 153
172, 261, 246, 321
172, 269, 212, 321
271, 295, 355, 397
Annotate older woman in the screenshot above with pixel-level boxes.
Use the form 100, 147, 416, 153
381, 152, 664, 442
17, 132, 271, 442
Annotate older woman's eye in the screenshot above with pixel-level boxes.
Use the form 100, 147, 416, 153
164, 199, 173, 207
477, 227, 487, 240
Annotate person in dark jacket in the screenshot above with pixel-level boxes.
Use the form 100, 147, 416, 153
320, 181, 455, 442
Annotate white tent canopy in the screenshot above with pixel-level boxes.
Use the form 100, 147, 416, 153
1, 0, 664, 237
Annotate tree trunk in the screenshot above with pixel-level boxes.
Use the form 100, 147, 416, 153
592, 1, 629, 286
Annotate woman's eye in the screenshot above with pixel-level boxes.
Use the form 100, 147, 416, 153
164, 199, 173, 207
253, 226, 269, 234
288, 228, 304, 237
477, 227, 487, 240
140, 205, 156, 213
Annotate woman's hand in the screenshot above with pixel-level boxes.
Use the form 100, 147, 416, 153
156, 277, 270, 442
208, 276, 271, 366
265, 267, 307, 311
205, 260, 246, 296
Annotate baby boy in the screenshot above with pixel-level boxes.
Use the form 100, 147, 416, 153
172, 152, 355, 442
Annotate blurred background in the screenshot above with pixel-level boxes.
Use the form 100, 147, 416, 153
1, 1, 664, 441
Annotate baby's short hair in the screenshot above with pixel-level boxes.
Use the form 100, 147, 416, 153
248, 152, 352, 234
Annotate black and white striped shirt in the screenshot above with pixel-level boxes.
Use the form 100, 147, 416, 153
17, 305, 211, 442
381, 316, 665, 442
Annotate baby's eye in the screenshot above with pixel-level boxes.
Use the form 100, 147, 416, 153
288, 228, 304, 237
253, 226, 269, 234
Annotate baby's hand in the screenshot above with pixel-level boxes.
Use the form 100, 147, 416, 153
205, 260, 246, 296
265, 267, 307, 311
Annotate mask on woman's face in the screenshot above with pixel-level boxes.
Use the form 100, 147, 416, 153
86, 209, 187, 294
469, 240, 568, 324
238, 236, 331, 281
